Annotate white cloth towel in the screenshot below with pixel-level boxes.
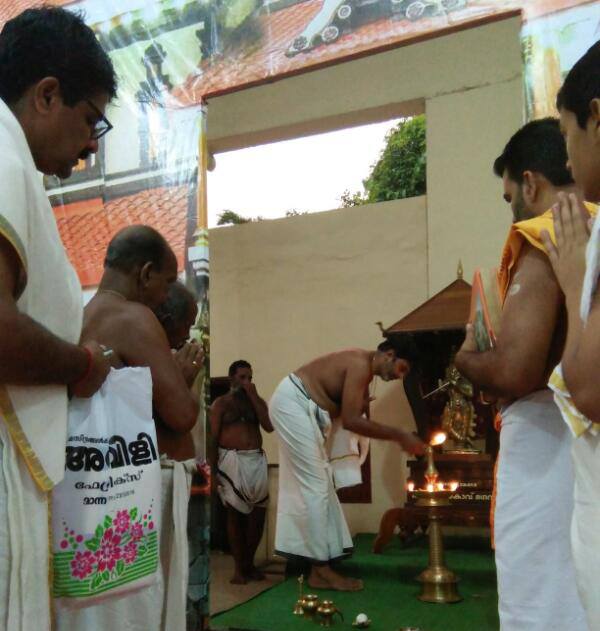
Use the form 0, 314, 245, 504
580, 208, 600, 322
327, 419, 369, 490
159, 458, 195, 631
570, 429, 600, 631
0, 424, 53, 631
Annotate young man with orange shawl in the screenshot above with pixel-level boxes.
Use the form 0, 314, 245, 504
455, 118, 589, 631
540, 41, 600, 630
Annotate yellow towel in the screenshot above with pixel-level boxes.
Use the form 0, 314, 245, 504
548, 366, 600, 437
497, 203, 597, 305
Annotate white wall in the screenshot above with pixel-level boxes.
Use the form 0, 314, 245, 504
210, 197, 429, 537
426, 77, 523, 293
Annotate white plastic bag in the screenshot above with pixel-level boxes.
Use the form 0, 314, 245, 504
52, 367, 161, 605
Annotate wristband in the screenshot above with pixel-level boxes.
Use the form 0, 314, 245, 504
72, 346, 93, 386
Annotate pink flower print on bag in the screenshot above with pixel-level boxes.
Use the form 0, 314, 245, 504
94, 528, 122, 572
122, 541, 138, 564
130, 522, 143, 542
70, 551, 95, 580
113, 510, 131, 534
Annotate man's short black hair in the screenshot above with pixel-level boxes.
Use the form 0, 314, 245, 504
229, 360, 251, 378
155, 281, 195, 326
0, 7, 117, 106
557, 40, 600, 130
377, 337, 418, 364
493, 118, 573, 186
104, 225, 171, 273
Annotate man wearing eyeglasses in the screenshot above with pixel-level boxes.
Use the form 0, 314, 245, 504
0, 8, 117, 630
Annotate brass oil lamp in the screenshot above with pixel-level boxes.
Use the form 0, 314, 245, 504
410, 432, 462, 604
293, 574, 304, 615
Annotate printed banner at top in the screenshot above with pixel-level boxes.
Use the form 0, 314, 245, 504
85, 0, 524, 102
0, 1, 598, 119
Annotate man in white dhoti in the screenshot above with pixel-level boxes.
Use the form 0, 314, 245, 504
0, 8, 116, 630
455, 120, 587, 630
541, 41, 600, 631
269, 342, 425, 592
211, 360, 273, 584
157, 280, 211, 626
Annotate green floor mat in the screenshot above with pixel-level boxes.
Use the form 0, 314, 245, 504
211, 533, 499, 631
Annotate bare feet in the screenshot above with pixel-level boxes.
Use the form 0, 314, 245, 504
308, 565, 363, 592
230, 573, 248, 585
246, 566, 266, 581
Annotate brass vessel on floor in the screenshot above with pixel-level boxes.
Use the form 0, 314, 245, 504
301, 594, 320, 619
316, 600, 343, 627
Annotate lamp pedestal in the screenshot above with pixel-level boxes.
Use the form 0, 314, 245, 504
414, 490, 462, 604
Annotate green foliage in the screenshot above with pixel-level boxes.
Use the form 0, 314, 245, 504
217, 210, 251, 225
339, 189, 367, 208
217, 209, 268, 225
337, 116, 426, 208
364, 115, 426, 203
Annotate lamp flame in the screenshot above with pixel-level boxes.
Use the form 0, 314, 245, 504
407, 481, 415, 492
437, 482, 445, 491
430, 432, 447, 446
426, 483, 434, 492
449, 482, 459, 492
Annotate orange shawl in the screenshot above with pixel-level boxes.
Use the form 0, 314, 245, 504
497, 203, 598, 304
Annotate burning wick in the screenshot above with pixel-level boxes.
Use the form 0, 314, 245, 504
407, 481, 415, 492
430, 432, 447, 446
449, 482, 459, 492
436, 482, 445, 491
426, 483, 434, 493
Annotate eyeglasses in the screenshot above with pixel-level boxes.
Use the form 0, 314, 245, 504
85, 99, 113, 140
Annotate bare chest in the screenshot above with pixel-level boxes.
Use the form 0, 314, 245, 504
222, 397, 258, 426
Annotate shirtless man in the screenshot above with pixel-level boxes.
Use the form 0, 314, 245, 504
454, 119, 587, 630
81, 225, 202, 459
58, 226, 203, 630
269, 341, 425, 592
211, 360, 273, 584
154, 280, 204, 459
156, 280, 198, 350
